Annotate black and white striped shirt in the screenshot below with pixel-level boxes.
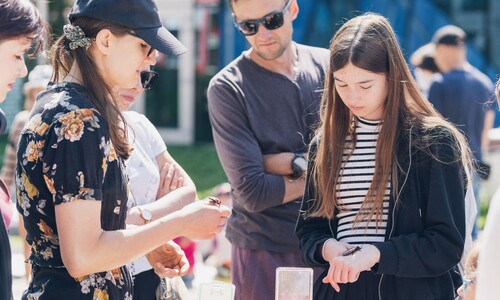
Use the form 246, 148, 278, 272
336, 117, 390, 245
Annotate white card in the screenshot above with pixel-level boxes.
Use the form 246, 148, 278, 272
275, 267, 313, 300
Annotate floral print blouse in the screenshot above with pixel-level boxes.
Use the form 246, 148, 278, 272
16, 82, 132, 300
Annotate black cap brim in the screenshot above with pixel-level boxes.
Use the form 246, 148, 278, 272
134, 26, 187, 56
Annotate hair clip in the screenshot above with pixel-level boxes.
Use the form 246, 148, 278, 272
63, 24, 91, 50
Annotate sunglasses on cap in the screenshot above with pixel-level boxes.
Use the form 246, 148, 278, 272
234, 0, 292, 36
140, 70, 159, 90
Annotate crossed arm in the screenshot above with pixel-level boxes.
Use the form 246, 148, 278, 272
262, 152, 308, 204
127, 150, 197, 226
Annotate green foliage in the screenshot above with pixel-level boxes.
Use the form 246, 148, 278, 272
478, 197, 490, 229
167, 144, 227, 199
0, 135, 7, 164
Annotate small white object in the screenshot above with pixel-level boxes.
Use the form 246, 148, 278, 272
275, 267, 313, 300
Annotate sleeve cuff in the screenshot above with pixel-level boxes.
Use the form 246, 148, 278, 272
54, 188, 103, 205
308, 237, 333, 266
373, 242, 398, 274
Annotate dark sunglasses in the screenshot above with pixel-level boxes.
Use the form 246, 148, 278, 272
234, 0, 292, 36
140, 70, 159, 90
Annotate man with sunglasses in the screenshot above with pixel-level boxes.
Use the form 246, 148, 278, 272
207, 0, 328, 298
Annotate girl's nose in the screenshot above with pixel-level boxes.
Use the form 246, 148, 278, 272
345, 90, 360, 105
18, 60, 28, 78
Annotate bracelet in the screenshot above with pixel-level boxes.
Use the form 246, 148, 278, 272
322, 238, 335, 261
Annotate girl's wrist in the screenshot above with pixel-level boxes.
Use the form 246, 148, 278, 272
364, 244, 381, 265
322, 238, 333, 261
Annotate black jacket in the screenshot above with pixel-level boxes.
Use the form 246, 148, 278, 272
296, 125, 466, 300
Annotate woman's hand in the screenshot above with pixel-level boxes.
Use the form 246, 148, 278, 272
322, 244, 381, 292
157, 162, 184, 199
177, 199, 231, 240
145, 240, 189, 278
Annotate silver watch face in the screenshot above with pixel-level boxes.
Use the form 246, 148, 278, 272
295, 156, 307, 171
141, 209, 153, 221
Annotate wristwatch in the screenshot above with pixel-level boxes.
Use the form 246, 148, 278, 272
136, 206, 152, 225
291, 153, 307, 178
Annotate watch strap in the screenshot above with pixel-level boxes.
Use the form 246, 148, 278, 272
136, 206, 151, 225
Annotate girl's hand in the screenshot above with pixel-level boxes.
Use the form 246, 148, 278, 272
157, 162, 184, 198
322, 244, 381, 292
321, 239, 350, 292
322, 239, 351, 261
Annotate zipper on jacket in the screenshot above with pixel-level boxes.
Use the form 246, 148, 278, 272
378, 205, 397, 300
378, 126, 413, 300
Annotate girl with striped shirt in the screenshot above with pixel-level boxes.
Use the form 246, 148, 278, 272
296, 14, 473, 300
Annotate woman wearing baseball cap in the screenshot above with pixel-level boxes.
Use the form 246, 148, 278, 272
16, 0, 230, 299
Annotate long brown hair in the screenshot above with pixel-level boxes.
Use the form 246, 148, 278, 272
309, 13, 472, 224
50, 17, 131, 159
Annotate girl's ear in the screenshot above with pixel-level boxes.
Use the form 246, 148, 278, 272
94, 29, 112, 55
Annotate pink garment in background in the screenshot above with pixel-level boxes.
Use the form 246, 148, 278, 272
173, 236, 196, 274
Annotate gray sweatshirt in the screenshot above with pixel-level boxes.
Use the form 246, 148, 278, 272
207, 43, 329, 252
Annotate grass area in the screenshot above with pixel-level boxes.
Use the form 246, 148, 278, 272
478, 197, 489, 229
0, 134, 7, 163
168, 144, 227, 199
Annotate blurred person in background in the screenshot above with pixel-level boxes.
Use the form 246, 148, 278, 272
409, 43, 440, 97
427, 25, 495, 239
211, 182, 232, 278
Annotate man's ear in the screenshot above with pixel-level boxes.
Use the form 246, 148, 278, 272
94, 29, 113, 55
289, 0, 299, 21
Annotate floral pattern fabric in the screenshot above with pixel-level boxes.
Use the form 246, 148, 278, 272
16, 82, 132, 299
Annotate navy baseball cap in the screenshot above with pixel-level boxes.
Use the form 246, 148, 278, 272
69, 0, 187, 56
